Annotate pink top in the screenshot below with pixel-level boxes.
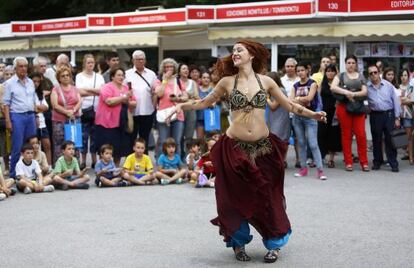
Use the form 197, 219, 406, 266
155, 79, 185, 121
95, 82, 136, 129
52, 85, 80, 123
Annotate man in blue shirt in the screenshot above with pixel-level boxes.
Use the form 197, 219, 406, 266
367, 64, 402, 172
2, 57, 38, 178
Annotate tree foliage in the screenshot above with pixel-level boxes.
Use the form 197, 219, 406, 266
0, 0, 263, 23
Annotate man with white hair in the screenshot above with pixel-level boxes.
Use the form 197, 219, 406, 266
2, 57, 38, 179
44, 53, 69, 86
125, 50, 157, 153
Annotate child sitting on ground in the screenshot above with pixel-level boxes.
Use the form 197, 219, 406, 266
52, 140, 90, 190
194, 138, 216, 188
27, 135, 50, 176
0, 165, 16, 201
156, 137, 187, 185
95, 144, 126, 187
15, 143, 55, 194
186, 139, 201, 184
123, 138, 157, 185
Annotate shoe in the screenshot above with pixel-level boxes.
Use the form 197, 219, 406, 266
284, 161, 288, 169
294, 168, 308, 177
401, 155, 409, 160
91, 163, 95, 169
189, 179, 196, 184
10, 187, 17, 196
208, 182, 215, 188
75, 183, 90, 190
160, 179, 169, 185
0, 193, 6, 201
362, 165, 370, 172
117, 181, 128, 187
372, 165, 381, 170
327, 160, 335, 168
294, 161, 301, 168
345, 165, 353, 172
391, 167, 399, 172
233, 246, 251, 262
317, 169, 327, 180
43, 185, 55, 192
264, 249, 279, 263
195, 183, 202, 188
23, 187, 32, 194
306, 159, 315, 168
97, 181, 102, 188
175, 178, 183, 184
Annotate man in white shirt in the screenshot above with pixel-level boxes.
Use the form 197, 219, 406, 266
125, 50, 157, 153
44, 54, 70, 87
280, 58, 300, 168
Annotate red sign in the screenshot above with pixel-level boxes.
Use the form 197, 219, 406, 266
318, 0, 348, 12
187, 8, 215, 20
113, 11, 186, 27
351, 0, 414, 13
216, 1, 313, 20
11, 23, 32, 33
33, 18, 87, 32
88, 16, 112, 27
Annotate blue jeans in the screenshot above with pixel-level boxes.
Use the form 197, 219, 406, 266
10, 112, 36, 178
157, 120, 184, 157
292, 115, 323, 169
226, 221, 291, 250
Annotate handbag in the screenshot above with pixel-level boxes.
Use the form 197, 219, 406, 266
204, 105, 221, 132
156, 80, 179, 123
64, 119, 83, 148
345, 100, 366, 114
391, 128, 408, 149
81, 73, 97, 123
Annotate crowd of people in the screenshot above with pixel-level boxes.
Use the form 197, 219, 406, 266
0, 48, 413, 201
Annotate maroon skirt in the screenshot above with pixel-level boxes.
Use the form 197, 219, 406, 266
210, 133, 291, 241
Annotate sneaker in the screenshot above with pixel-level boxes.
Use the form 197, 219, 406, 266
75, 183, 90, 190
0, 193, 6, 201
294, 168, 308, 177
160, 178, 169, 185
117, 181, 128, 187
317, 169, 327, 180
43, 185, 55, 192
58, 184, 69, 191
97, 181, 103, 188
23, 187, 32, 194
294, 161, 301, 168
189, 179, 196, 184
175, 178, 183, 184
10, 187, 17, 196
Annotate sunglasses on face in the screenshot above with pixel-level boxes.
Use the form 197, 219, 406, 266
369, 71, 378, 76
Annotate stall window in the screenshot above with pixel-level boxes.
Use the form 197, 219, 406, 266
163, 49, 212, 71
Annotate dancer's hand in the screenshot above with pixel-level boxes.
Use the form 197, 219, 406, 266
313, 111, 327, 123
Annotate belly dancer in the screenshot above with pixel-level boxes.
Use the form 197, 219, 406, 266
167, 40, 326, 263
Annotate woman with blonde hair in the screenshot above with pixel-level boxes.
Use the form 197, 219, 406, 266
75, 54, 105, 169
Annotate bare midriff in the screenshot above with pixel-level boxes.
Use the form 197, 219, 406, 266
226, 109, 269, 142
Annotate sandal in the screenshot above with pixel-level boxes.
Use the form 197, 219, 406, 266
362, 165, 370, 172
264, 249, 279, 263
327, 160, 335, 168
233, 246, 251, 262
345, 165, 353, 172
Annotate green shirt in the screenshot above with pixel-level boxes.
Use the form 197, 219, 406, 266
53, 156, 80, 175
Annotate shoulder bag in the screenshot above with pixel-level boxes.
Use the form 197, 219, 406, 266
156, 80, 178, 123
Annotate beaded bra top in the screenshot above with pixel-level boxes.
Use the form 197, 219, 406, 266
229, 73, 267, 113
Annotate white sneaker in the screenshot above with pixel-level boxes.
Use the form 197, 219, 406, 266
24, 187, 32, 194
0, 193, 6, 201
43, 185, 55, 192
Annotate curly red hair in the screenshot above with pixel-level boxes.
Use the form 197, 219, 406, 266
213, 39, 270, 79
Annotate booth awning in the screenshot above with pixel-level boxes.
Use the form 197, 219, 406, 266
32, 37, 60, 49
208, 21, 414, 40
60, 32, 158, 48
0, 39, 29, 52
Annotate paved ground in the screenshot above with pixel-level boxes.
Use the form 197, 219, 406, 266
1, 148, 414, 268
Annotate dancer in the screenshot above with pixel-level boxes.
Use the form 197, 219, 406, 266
167, 40, 326, 263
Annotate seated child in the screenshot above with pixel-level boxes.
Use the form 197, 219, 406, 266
0, 165, 16, 201
95, 144, 126, 187
156, 137, 187, 185
186, 139, 201, 184
27, 135, 50, 175
52, 141, 90, 190
15, 143, 54, 194
194, 138, 216, 188
207, 130, 221, 142
123, 138, 157, 185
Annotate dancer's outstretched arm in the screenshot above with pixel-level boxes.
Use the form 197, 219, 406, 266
263, 75, 327, 123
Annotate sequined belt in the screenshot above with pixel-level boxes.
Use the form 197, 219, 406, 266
234, 137, 272, 165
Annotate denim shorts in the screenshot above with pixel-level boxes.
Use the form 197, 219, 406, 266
37, 127, 50, 139
402, 118, 414, 128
